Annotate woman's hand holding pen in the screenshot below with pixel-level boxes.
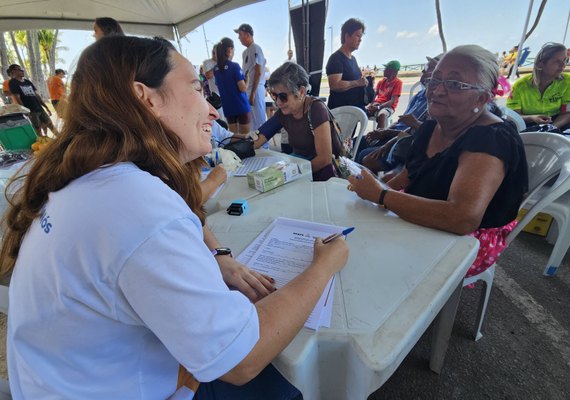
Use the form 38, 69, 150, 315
311, 237, 349, 277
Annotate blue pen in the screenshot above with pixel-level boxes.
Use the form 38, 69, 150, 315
215, 148, 219, 165
323, 227, 355, 244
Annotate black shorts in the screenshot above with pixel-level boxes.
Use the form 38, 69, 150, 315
29, 110, 51, 131
226, 112, 251, 125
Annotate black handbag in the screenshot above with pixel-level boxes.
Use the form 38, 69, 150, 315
219, 137, 256, 159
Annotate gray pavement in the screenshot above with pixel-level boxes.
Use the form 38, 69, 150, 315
368, 231, 570, 400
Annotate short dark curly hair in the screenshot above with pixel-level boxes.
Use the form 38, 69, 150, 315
340, 18, 365, 44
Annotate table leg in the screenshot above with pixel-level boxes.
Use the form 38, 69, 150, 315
429, 282, 463, 373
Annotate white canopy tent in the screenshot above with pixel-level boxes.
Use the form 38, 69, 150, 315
0, 0, 264, 40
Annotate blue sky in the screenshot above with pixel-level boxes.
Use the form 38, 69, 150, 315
57, 0, 569, 73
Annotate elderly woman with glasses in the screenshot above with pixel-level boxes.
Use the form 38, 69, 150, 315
507, 42, 570, 131
253, 62, 341, 181
347, 45, 528, 279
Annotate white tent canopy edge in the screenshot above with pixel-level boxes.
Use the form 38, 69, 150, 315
0, 0, 265, 39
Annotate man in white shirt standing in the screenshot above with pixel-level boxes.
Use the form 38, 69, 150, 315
235, 23, 267, 130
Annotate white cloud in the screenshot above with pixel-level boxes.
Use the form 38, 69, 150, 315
376, 42, 384, 48
377, 25, 387, 34
428, 25, 438, 36
396, 30, 419, 39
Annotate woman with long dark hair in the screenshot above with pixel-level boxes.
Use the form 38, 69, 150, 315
1, 36, 348, 399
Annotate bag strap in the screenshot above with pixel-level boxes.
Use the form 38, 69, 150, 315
306, 97, 344, 158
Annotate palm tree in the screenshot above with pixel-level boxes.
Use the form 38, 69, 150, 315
9, 31, 25, 69
435, 0, 447, 53
1, 33, 10, 80
27, 30, 48, 99
37, 29, 59, 76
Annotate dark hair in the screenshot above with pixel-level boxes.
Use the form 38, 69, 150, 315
268, 62, 310, 96
7, 64, 20, 74
216, 37, 234, 71
55, 69, 65, 75
94, 17, 125, 37
340, 18, 365, 44
0, 35, 205, 277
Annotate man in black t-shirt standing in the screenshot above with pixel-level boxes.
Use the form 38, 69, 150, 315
325, 18, 368, 110
8, 64, 58, 136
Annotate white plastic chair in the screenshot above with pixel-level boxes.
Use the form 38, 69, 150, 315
330, 106, 368, 159
512, 133, 570, 276
464, 132, 570, 340
501, 107, 526, 132
369, 114, 392, 131
408, 80, 422, 102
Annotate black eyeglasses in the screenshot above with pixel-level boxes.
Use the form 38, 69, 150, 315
425, 77, 483, 91
269, 91, 289, 103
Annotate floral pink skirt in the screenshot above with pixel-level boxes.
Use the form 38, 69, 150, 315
466, 220, 518, 279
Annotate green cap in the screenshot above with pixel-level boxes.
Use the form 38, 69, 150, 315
383, 60, 401, 72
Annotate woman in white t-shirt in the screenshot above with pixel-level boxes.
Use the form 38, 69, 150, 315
0, 36, 348, 399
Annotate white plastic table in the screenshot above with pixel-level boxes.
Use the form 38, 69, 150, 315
207, 178, 479, 400
204, 149, 312, 215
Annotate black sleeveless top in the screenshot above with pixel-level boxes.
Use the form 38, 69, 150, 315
405, 120, 528, 229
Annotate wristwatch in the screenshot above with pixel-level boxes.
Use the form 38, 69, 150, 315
211, 247, 233, 257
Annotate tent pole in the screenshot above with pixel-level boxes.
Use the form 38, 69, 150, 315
202, 25, 210, 58
509, 0, 534, 82
304, 0, 310, 73
288, 0, 292, 51
563, 8, 570, 45
174, 25, 183, 53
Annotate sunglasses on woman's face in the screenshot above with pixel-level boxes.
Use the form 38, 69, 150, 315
425, 77, 482, 91
270, 91, 289, 103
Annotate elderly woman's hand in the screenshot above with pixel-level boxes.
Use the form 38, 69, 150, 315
346, 169, 385, 204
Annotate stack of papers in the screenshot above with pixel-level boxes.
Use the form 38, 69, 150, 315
234, 156, 284, 176
237, 217, 347, 330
